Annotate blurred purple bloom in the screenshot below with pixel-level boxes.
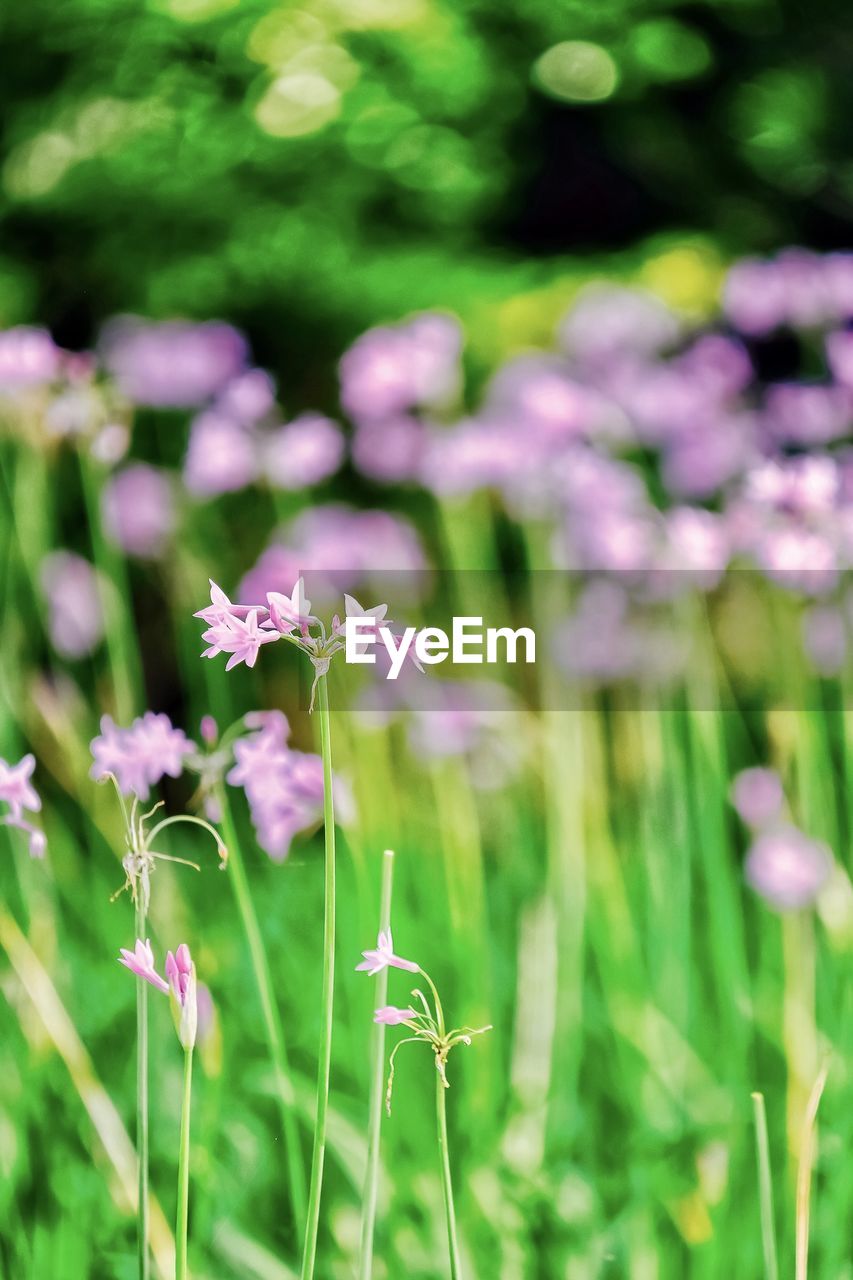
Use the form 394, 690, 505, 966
90, 712, 196, 799
730, 768, 785, 829
374, 1005, 417, 1025
0, 326, 61, 388
340, 313, 461, 421
216, 369, 277, 424
90, 423, 131, 465
745, 826, 833, 911
102, 463, 176, 558
763, 383, 852, 447
40, 550, 105, 660
226, 711, 353, 861
0, 753, 46, 858
560, 286, 681, 365
118, 938, 170, 994
802, 604, 847, 676
825, 331, 853, 388
100, 317, 247, 407
184, 410, 258, 496
357, 929, 419, 976
200, 715, 219, 746
352, 416, 427, 483
262, 413, 344, 489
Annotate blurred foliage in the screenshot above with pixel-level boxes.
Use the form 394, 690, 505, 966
1, 0, 852, 392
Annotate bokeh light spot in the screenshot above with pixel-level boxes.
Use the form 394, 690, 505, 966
630, 20, 712, 82
255, 72, 342, 138
533, 42, 619, 104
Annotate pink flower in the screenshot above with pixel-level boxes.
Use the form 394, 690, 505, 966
0, 754, 46, 858
184, 410, 258, 496
100, 317, 247, 407
166, 943, 194, 1005
121, 939, 198, 1049
90, 712, 196, 799
118, 938, 170, 993
745, 826, 833, 912
262, 413, 345, 489
40, 551, 106, 660
0, 754, 41, 817
357, 929, 419, 976
0, 326, 62, 388
267, 578, 316, 634
225, 712, 352, 861
101, 463, 176, 559
730, 768, 785, 829
202, 607, 279, 671
374, 1005, 417, 1025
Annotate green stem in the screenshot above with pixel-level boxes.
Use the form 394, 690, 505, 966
751, 1092, 779, 1280
135, 896, 150, 1280
436, 1069, 462, 1280
176, 1047, 194, 1280
215, 785, 307, 1228
79, 451, 142, 723
358, 849, 395, 1280
300, 675, 336, 1280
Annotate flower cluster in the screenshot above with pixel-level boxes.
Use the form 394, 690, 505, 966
91, 713, 196, 800
196, 577, 405, 708
0, 754, 46, 858
225, 711, 353, 861
356, 928, 490, 1111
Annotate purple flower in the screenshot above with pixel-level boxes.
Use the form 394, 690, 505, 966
802, 604, 847, 676
0, 327, 62, 388
745, 826, 833, 911
340, 313, 462, 421
357, 929, 419, 976
200, 715, 219, 746
201, 606, 279, 671
262, 413, 344, 489
101, 463, 176, 559
100, 317, 247, 407
118, 938, 170, 993
40, 551, 106, 660
730, 768, 785, 829
90, 712, 196, 799
226, 712, 352, 861
352, 416, 427, 483
559, 285, 681, 365
0, 754, 46, 858
266, 578, 316, 634
216, 369, 277, 424
374, 1005, 417, 1025
184, 410, 258, 496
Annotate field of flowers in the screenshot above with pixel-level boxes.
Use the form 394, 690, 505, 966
1, 3, 852, 1279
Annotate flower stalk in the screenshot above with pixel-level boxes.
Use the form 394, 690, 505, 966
301, 673, 336, 1280
135, 895, 151, 1280
176, 1046, 194, 1280
215, 781, 307, 1227
358, 849, 395, 1280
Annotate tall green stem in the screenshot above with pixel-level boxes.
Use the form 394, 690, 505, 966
751, 1092, 779, 1280
79, 451, 142, 723
358, 849, 395, 1280
436, 1070, 462, 1280
135, 896, 150, 1280
176, 1047, 194, 1280
215, 784, 307, 1227
300, 675, 336, 1280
